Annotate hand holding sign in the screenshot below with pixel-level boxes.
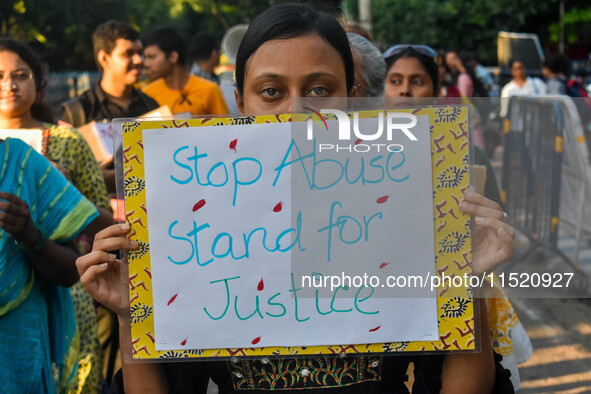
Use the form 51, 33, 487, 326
458, 191, 516, 275
77, 223, 137, 316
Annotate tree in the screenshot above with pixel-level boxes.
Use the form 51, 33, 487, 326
4, 0, 588, 70
1, 0, 175, 70
1, 0, 296, 70
370, 0, 557, 65
548, 5, 591, 54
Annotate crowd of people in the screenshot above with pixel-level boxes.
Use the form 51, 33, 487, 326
1, 1, 585, 393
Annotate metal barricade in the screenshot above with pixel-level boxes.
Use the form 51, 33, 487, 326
552, 97, 591, 264
502, 96, 591, 279
501, 97, 568, 265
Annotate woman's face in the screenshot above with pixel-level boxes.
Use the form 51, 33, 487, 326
511, 61, 526, 80
385, 56, 434, 98
435, 55, 447, 83
237, 33, 349, 115
0, 50, 36, 119
445, 51, 460, 72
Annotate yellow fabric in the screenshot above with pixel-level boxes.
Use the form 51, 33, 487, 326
69, 282, 102, 394
96, 306, 120, 379
143, 74, 229, 115
42, 124, 106, 394
486, 274, 531, 358
43, 124, 111, 211
50, 197, 97, 241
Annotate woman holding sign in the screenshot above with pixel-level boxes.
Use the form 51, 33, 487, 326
77, 3, 515, 393
0, 38, 113, 393
382, 44, 530, 390
0, 140, 98, 392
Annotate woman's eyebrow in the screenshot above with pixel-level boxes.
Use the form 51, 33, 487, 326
251, 72, 283, 81
304, 72, 338, 80
0, 67, 29, 72
301, 72, 341, 86
387, 72, 427, 78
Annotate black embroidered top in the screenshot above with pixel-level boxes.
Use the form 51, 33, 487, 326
109, 352, 514, 393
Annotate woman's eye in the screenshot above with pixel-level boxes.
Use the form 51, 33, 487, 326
13, 71, 30, 80
412, 79, 425, 86
309, 87, 326, 96
262, 88, 278, 97
389, 79, 401, 85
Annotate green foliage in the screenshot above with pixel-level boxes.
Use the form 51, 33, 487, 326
2, 0, 590, 70
371, 0, 556, 65
549, 6, 591, 45
1, 0, 288, 71
1, 0, 177, 70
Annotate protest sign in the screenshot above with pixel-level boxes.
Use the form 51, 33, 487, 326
120, 106, 475, 359
79, 105, 172, 162
0, 129, 43, 153
77, 121, 113, 162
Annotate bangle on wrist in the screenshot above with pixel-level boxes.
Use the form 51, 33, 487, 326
17, 224, 48, 254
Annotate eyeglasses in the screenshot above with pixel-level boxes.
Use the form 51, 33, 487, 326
383, 45, 437, 60
0, 69, 34, 84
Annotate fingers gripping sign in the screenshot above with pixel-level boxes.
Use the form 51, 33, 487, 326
76, 223, 139, 316
457, 190, 516, 275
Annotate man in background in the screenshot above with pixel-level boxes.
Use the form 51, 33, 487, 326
61, 20, 159, 193
60, 21, 159, 386
188, 32, 221, 84
142, 27, 228, 116
62, 20, 158, 128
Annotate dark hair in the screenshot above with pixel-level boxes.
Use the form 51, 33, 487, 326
143, 27, 186, 66
346, 22, 373, 42
305, 0, 344, 18
92, 20, 140, 71
235, 2, 354, 97
543, 53, 570, 76
188, 32, 219, 63
0, 37, 53, 122
385, 48, 439, 95
508, 58, 524, 69
458, 50, 488, 97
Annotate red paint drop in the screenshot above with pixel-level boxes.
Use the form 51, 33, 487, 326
257, 277, 264, 291
379, 262, 390, 269
273, 202, 284, 212
355, 138, 363, 145
167, 294, 178, 306
369, 326, 381, 332
376, 195, 390, 204
181, 338, 187, 346
252, 336, 261, 345
193, 199, 206, 212
229, 139, 238, 152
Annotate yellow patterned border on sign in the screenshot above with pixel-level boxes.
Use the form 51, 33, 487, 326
121, 107, 474, 359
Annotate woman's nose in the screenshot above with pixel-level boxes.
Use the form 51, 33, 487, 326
399, 80, 411, 97
0, 77, 17, 91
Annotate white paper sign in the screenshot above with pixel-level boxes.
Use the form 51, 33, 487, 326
94, 122, 114, 156
142, 117, 438, 351
0, 129, 43, 153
